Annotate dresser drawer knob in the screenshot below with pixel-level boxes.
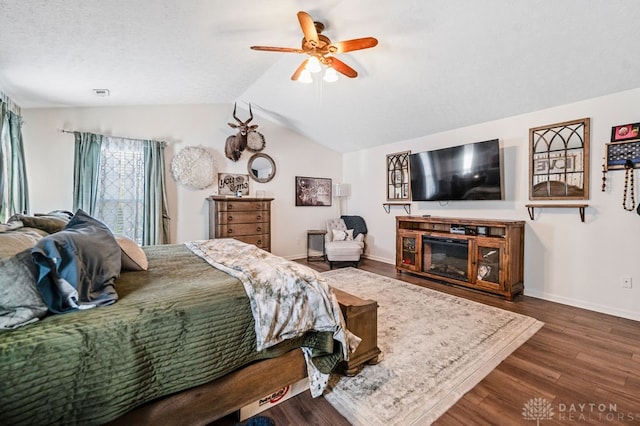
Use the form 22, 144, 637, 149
228, 215, 234, 221
227, 229, 234, 234
256, 227, 262, 232
256, 215, 261, 220
228, 205, 233, 210
257, 239, 262, 245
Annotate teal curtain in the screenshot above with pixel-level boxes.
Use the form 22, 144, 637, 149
143, 140, 170, 245
72, 132, 170, 245
73, 132, 103, 215
0, 101, 29, 222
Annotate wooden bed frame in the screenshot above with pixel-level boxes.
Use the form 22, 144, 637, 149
109, 349, 308, 425
109, 288, 380, 425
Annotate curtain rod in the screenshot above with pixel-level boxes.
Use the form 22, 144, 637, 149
0, 91, 22, 116
59, 129, 168, 145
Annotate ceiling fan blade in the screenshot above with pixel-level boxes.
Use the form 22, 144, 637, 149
250, 46, 304, 53
329, 37, 379, 54
291, 59, 310, 81
327, 57, 358, 78
297, 11, 319, 46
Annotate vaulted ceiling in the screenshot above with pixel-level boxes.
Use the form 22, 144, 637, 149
1, 1, 640, 152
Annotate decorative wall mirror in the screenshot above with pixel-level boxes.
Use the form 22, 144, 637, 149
247, 153, 276, 183
529, 117, 590, 200
386, 151, 411, 200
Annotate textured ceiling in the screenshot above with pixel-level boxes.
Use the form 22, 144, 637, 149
1, 0, 640, 152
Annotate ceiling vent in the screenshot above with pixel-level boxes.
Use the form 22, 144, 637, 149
93, 89, 110, 97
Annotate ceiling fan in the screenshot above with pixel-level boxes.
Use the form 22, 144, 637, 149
250, 11, 378, 81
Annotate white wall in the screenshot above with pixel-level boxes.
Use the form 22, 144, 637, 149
343, 87, 640, 321
20, 90, 640, 322
21, 104, 343, 258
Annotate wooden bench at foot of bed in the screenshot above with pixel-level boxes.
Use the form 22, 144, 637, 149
333, 287, 382, 376
109, 288, 380, 425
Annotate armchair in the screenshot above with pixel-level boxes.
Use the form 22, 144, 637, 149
324, 215, 367, 269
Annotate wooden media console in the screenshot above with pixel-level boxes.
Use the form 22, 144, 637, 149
396, 216, 525, 300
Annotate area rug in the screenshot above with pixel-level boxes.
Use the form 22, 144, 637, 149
320, 268, 543, 426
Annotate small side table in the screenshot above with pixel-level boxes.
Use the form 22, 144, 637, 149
307, 230, 327, 261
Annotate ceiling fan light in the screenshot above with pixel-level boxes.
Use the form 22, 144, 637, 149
323, 67, 339, 83
299, 69, 313, 84
306, 56, 322, 73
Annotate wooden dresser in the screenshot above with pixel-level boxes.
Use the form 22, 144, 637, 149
207, 196, 273, 252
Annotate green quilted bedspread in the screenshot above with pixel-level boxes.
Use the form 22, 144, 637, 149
0, 244, 301, 425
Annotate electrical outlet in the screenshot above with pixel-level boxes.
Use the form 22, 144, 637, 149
620, 276, 633, 289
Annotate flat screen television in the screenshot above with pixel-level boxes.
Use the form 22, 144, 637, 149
409, 139, 504, 201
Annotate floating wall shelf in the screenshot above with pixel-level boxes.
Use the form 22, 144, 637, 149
525, 204, 588, 222
383, 203, 411, 214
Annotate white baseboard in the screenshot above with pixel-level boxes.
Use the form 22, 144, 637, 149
296, 254, 639, 322
283, 253, 305, 261
362, 254, 394, 264
362, 257, 639, 322
524, 289, 640, 322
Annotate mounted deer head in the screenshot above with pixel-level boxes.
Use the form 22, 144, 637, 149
224, 103, 266, 161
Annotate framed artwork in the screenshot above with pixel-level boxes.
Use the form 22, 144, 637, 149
218, 173, 250, 196
295, 176, 332, 206
386, 151, 411, 201
605, 140, 640, 171
529, 117, 590, 200
611, 122, 640, 142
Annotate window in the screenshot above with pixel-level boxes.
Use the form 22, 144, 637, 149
73, 131, 169, 245
96, 137, 145, 244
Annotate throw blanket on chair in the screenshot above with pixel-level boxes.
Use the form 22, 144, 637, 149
341, 215, 367, 238
185, 238, 359, 397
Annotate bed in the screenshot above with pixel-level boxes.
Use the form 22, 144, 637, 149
0, 211, 349, 425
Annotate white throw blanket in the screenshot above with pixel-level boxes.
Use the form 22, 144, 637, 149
185, 238, 359, 397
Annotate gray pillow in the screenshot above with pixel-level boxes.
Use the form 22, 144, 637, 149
8, 213, 70, 234
32, 210, 121, 314
0, 227, 47, 261
0, 249, 48, 330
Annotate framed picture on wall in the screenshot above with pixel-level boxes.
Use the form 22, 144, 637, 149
295, 176, 332, 206
605, 140, 640, 170
611, 122, 640, 142
529, 118, 590, 200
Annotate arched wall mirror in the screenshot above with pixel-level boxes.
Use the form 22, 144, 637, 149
247, 153, 276, 183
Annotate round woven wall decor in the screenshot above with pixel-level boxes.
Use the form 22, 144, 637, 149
170, 146, 216, 190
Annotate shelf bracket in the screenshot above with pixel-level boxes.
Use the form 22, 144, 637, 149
525, 204, 587, 222
526, 206, 535, 221
383, 203, 411, 214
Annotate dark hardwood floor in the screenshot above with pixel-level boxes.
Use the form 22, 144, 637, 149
214, 258, 640, 426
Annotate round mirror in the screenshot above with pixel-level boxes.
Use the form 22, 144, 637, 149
247, 153, 276, 183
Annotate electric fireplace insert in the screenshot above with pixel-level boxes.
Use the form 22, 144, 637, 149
422, 236, 469, 282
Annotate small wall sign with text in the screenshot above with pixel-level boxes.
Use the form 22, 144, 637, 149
218, 173, 250, 196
